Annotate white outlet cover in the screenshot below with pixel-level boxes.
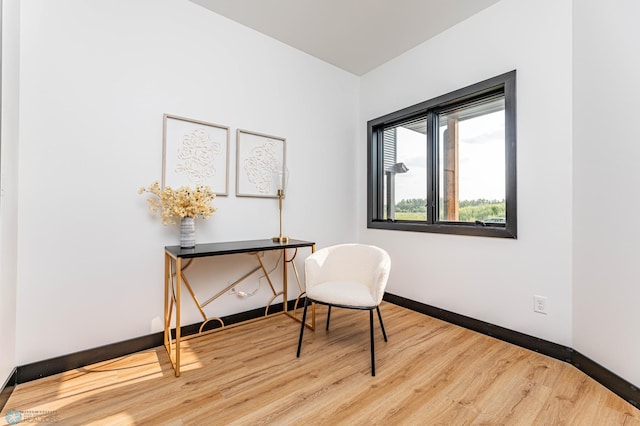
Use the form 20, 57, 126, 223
534, 295, 548, 314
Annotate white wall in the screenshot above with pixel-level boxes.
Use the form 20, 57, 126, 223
15, 0, 358, 365
0, 0, 20, 387
10, 0, 640, 393
573, 0, 640, 386
359, 0, 574, 345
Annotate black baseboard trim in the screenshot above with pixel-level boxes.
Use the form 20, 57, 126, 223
16, 331, 165, 385
384, 292, 639, 409
1, 368, 17, 412
6, 295, 639, 411
572, 351, 639, 407
15, 299, 298, 385
383, 293, 573, 361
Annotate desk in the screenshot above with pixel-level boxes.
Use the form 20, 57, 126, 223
164, 239, 315, 376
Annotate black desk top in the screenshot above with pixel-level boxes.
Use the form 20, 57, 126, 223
165, 238, 315, 259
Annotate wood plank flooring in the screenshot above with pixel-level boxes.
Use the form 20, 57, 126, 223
3, 303, 639, 425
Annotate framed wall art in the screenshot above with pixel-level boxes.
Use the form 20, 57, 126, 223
162, 114, 230, 195
236, 129, 286, 198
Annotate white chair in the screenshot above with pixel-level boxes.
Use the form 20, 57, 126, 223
296, 243, 391, 376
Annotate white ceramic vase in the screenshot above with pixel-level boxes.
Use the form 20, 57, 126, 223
180, 217, 196, 248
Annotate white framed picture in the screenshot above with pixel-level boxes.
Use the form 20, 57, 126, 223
236, 129, 286, 198
162, 114, 230, 195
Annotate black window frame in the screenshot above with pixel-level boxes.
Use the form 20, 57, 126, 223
367, 70, 517, 239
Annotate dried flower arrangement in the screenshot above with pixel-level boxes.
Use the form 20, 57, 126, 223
138, 181, 216, 225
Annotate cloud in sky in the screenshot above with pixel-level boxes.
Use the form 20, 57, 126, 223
394, 111, 505, 202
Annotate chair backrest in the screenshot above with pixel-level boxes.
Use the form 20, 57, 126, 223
305, 244, 391, 305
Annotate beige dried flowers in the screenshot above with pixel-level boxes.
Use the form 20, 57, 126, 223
138, 181, 216, 225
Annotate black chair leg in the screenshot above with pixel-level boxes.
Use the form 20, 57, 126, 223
376, 306, 388, 342
297, 297, 309, 357
326, 305, 332, 330
370, 309, 375, 376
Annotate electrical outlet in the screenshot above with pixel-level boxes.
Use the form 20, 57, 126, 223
534, 295, 548, 314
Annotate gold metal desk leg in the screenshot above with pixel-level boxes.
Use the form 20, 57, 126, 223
164, 252, 181, 376
283, 248, 288, 314
283, 245, 316, 330
164, 252, 170, 363
175, 256, 181, 377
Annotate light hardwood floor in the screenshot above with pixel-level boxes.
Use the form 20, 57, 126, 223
3, 303, 639, 425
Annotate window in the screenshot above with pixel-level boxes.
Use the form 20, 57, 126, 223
367, 71, 517, 238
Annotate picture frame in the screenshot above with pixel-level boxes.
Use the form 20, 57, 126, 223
162, 114, 230, 196
236, 129, 286, 198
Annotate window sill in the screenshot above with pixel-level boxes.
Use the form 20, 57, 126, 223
367, 220, 517, 239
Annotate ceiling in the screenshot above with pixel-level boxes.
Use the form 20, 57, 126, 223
189, 0, 501, 76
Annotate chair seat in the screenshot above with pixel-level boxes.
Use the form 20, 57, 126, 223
306, 281, 376, 307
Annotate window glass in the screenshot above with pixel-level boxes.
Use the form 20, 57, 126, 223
383, 119, 427, 221
437, 96, 505, 223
